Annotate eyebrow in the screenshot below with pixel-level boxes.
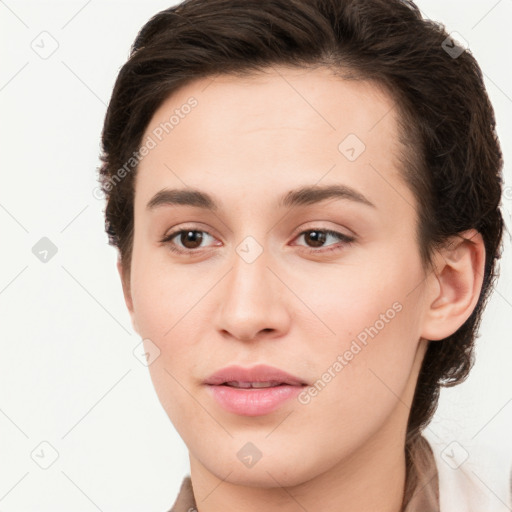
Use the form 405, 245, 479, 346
146, 184, 376, 211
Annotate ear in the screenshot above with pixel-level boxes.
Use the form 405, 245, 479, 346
117, 258, 139, 334
421, 229, 486, 341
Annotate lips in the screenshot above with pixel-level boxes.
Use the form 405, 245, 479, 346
204, 364, 307, 387
204, 364, 308, 416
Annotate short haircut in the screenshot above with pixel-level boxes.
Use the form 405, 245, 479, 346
98, 0, 504, 445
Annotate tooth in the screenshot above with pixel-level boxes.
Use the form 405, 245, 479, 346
226, 381, 251, 388
251, 381, 277, 388
224, 381, 282, 388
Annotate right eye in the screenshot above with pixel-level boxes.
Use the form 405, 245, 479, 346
160, 228, 220, 255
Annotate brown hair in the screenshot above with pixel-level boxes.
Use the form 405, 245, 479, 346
98, 0, 503, 455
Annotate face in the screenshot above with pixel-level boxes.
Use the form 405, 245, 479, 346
122, 66, 435, 487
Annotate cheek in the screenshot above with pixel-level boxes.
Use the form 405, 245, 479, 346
295, 257, 424, 413
130, 239, 199, 339
129, 240, 219, 397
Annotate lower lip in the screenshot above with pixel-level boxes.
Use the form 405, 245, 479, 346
206, 384, 304, 416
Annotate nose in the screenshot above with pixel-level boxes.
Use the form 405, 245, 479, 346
214, 244, 291, 342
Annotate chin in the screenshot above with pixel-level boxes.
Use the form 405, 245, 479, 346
193, 444, 322, 489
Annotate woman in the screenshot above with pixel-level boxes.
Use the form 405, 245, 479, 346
97, 0, 505, 510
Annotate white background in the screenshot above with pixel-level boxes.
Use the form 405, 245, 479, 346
1, 1, 511, 510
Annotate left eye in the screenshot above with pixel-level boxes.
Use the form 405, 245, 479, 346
293, 229, 355, 253
160, 228, 355, 255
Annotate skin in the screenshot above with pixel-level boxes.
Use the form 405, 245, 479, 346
118, 65, 485, 511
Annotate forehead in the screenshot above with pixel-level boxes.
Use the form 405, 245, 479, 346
135, 65, 412, 216
143, 65, 399, 145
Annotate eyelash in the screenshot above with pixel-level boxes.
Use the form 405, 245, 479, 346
159, 227, 355, 256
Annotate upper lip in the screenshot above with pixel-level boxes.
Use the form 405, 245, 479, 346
204, 364, 307, 386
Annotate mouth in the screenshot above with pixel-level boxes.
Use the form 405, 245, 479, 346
218, 381, 306, 389
203, 364, 308, 415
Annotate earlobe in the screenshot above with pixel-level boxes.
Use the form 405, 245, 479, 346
116, 258, 139, 334
421, 229, 486, 341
